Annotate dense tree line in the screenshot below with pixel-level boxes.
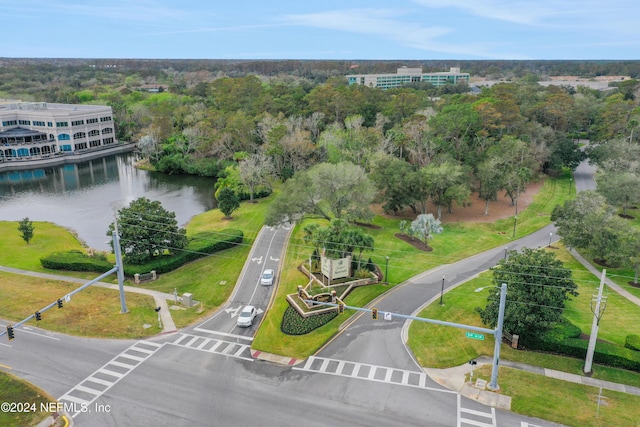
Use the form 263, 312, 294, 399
2, 59, 640, 226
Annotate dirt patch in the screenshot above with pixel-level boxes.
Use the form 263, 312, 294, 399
629, 281, 640, 289
353, 221, 383, 230
619, 214, 635, 219
375, 180, 544, 223
394, 233, 432, 252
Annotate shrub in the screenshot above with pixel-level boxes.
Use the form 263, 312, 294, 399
625, 334, 640, 352
41, 229, 243, 276
281, 306, 338, 335
40, 250, 113, 273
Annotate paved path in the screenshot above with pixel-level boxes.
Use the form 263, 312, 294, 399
0, 265, 177, 333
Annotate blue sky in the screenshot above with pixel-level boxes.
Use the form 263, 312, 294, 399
3, 0, 639, 60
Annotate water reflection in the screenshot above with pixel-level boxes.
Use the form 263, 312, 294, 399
0, 153, 217, 250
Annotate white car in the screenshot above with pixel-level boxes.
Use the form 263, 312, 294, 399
236, 305, 258, 327
260, 269, 275, 286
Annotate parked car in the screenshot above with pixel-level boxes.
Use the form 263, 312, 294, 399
236, 305, 257, 327
260, 268, 275, 286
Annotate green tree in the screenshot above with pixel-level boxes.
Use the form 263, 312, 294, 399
596, 171, 640, 217
551, 191, 628, 266
216, 187, 240, 219
107, 197, 187, 264
17, 217, 34, 244
422, 159, 470, 219
265, 162, 375, 225
476, 248, 578, 338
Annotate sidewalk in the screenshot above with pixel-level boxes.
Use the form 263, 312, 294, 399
424, 355, 640, 410
0, 265, 177, 334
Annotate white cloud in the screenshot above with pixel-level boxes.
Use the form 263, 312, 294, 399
279, 8, 524, 59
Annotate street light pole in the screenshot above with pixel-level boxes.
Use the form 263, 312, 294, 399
439, 276, 445, 305
548, 232, 553, 248
385, 256, 389, 285
488, 283, 507, 391
512, 215, 517, 238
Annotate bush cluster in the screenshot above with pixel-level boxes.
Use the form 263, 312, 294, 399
40, 250, 114, 272
41, 229, 243, 276
625, 334, 640, 352
520, 319, 640, 372
281, 305, 338, 335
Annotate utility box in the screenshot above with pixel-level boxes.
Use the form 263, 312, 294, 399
182, 293, 193, 307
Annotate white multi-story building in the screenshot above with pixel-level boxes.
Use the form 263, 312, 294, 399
347, 67, 470, 90
0, 101, 118, 160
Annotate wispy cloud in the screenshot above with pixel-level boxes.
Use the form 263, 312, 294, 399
411, 0, 560, 26
279, 8, 521, 59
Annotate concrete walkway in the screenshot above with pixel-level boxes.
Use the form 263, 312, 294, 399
0, 265, 177, 334
569, 248, 640, 307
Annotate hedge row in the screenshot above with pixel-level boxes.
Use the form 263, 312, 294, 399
40, 229, 243, 276
520, 319, 640, 372
626, 334, 640, 352
281, 306, 338, 335
40, 250, 114, 273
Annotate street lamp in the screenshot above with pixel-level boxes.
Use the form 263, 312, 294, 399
439, 276, 445, 305
548, 232, 553, 248
474, 283, 508, 391
512, 215, 517, 238
385, 256, 389, 285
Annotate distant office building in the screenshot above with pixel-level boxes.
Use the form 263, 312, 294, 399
347, 67, 470, 90
0, 101, 117, 160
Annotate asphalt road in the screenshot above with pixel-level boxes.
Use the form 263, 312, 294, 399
193, 223, 292, 340
0, 163, 597, 426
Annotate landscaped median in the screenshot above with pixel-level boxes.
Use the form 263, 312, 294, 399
252, 174, 574, 359
407, 244, 640, 427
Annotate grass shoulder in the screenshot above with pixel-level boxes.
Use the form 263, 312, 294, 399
0, 371, 57, 427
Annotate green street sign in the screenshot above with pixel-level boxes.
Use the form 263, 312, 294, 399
465, 332, 485, 340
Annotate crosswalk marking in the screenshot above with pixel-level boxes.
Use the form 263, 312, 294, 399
168, 333, 253, 361
59, 340, 163, 418
457, 394, 497, 427
294, 356, 453, 393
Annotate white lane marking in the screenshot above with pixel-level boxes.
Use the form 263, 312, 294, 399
59, 340, 164, 418
294, 356, 454, 394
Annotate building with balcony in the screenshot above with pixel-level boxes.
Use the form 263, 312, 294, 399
347, 67, 470, 90
0, 101, 118, 161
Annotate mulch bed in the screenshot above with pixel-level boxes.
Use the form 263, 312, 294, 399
394, 233, 432, 252
353, 221, 383, 229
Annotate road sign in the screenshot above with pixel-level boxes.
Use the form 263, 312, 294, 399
465, 332, 485, 340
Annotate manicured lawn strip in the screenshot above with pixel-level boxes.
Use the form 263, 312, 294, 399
0, 221, 86, 271
473, 365, 640, 427
141, 245, 250, 328
254, 175, 570, 358
0, 371, 56, 427
0, 272, 158, 338
407, 246, 640, 387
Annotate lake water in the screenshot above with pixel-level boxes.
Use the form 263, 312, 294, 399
0, 153, 217, 250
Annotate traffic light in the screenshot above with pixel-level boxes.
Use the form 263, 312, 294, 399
57, 299, 63, 308
35, 311, 42, 321
371, 308, 378, 320
7, 325, 14, 340
338, 303, 344, 314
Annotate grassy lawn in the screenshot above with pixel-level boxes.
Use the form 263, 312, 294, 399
407, 243, 640, 426
473, 365, 640, 427
0, 371, 56, 427
0, 271, 159, 338
253, 175, 573, 358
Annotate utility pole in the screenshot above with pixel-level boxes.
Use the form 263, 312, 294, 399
113, 220, 128, 314
584, 270, 607, 375
439, 276, 445, 305
488, 283, 507, 391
